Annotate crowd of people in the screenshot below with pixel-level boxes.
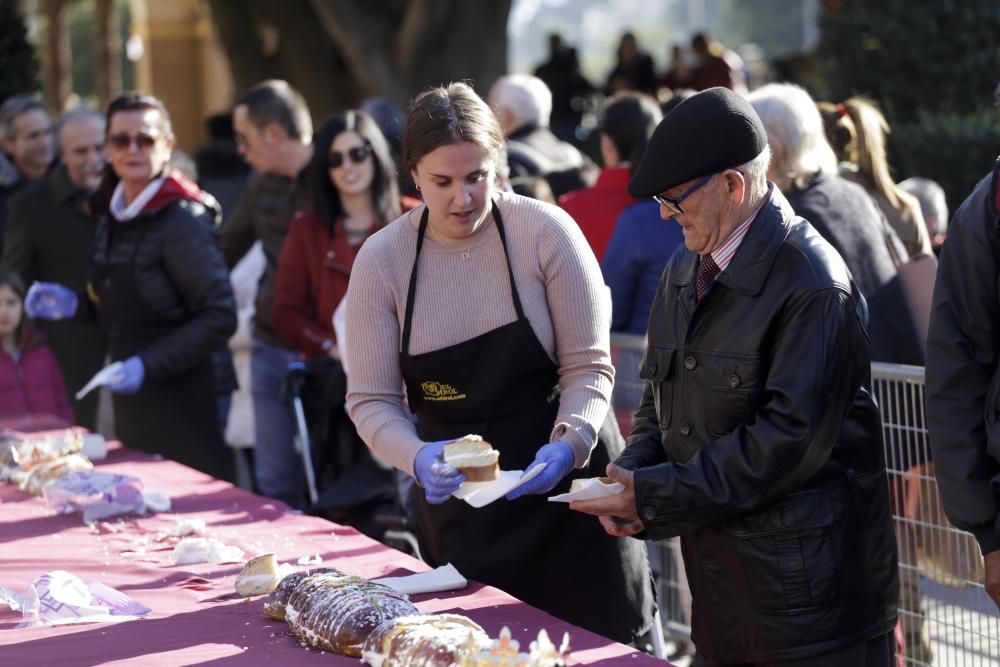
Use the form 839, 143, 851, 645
3, 26, 999, 667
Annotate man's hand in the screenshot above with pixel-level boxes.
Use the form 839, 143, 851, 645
985, 549, 1000, 610
569, 463, 645, 537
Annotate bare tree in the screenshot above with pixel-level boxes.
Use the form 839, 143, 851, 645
41, 0, 71, 111
94, 0, 122, 106
206, 0, 511, 122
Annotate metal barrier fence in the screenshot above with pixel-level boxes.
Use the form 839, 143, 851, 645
609, 335, 1000, 665
873, 362, 999, 666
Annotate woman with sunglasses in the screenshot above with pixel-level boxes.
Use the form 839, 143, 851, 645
273, 110, 416, 362
272, 111, 417, 504
343, 83, 656, 645
25, 93, 237, 480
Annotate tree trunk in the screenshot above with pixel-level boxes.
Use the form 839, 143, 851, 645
94, 0, 122, 107
208, 0, 511, 122
41, 0, 71, 112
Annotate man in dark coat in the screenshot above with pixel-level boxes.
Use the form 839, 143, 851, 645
0, 95, 54, 257
572, 87, 899, 665
926, 158, 1000, 612
224, 80, 313, 508
2, 108, 106, 429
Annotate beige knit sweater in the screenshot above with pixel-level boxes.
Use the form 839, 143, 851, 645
345, 191, 614, 477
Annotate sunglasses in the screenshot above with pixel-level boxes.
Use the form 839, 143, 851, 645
652, 173, 714, 216
328, 144, 372, 169
108, 132, 159, 151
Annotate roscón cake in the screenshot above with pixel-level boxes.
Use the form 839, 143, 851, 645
443, 436, 499, 482
265, 569, 418, 657
361, 613, 491, 666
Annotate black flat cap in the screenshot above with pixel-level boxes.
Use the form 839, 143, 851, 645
628, 87, 767, 198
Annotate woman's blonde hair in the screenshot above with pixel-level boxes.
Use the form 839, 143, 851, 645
842, 97, 906, 210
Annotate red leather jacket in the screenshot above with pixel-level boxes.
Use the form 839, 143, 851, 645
0, 331, 73, 423
559, 166, 636, 261
273, 199, 419, 358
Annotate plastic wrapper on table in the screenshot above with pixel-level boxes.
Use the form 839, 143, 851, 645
2, 570, 151, 628
42, 470, 146, 522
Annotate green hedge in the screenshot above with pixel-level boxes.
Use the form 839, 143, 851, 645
891, 110, 1000, 210
0, 3, 39, 105
818, 0, 1000, 209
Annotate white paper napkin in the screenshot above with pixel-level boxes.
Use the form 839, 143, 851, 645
548, 476, 625, 503
451, 462, 548, 508
372, 563, 467, 595
75, 362, 125, 401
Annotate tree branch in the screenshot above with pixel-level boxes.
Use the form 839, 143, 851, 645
308, 0, 405, 102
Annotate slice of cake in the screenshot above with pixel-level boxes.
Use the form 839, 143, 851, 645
443, 436, 499, 482
235, 553, 280, 597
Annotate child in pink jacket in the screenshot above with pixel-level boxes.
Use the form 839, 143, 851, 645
0, 271, 73, 424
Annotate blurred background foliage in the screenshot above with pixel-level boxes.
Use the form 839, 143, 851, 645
0, 2, 40, 103
818, 0, 1000, 207
0, 0, 997, 207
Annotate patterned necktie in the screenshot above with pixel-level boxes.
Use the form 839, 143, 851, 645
696, 254, 721, 301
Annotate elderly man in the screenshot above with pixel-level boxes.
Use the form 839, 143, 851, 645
571, 88, 898, 666
489, 73, 596, 199
2, 107, 106, 429
0, 95, 54, 256
223, 79, 313, 508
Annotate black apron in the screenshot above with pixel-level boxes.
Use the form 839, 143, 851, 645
94, 216, 232, 480
399, 203, 656, 644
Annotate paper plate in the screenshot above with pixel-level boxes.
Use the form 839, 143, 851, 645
451, 462, 548, 508
548, 477, 625, 503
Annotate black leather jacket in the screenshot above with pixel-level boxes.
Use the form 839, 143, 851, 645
926, 165, 1000, 556
88, 177, 236, 381
619, 187, 898, 663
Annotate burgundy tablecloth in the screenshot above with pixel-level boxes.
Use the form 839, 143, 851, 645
0, 444, 665, 666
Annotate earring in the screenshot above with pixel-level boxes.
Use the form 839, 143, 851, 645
415, 185, 421, 192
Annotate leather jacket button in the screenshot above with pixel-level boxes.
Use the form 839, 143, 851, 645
728, 374, 740, 388
680, 423, 692, 436
650, 362, 658, 375
642, 506, 657, 522
684, 355, 697, 370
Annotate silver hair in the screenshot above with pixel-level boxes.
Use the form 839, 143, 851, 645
0, 94, 48, 141
738, 144, 771, 200
490, 73, 553, 129
747, 83, 837, 192
55, 106, 105, 153
899, 177, 949, 234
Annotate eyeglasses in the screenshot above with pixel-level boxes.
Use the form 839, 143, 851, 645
108, 132, 159, 151
652, 173, 714, 216
328, 144, 372, 169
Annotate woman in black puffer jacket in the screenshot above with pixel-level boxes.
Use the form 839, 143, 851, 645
29, 93, 237, 479
92, 93, 237, 478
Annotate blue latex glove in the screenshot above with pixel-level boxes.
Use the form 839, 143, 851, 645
506, 441, 575, 500
24, 282, 78, 320
413, 440, 467, 504
108, 356, 145, 394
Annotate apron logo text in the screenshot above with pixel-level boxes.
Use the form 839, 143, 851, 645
421, 381, 467, 401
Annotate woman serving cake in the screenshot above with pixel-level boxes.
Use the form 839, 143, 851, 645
344, 82, 655, 645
